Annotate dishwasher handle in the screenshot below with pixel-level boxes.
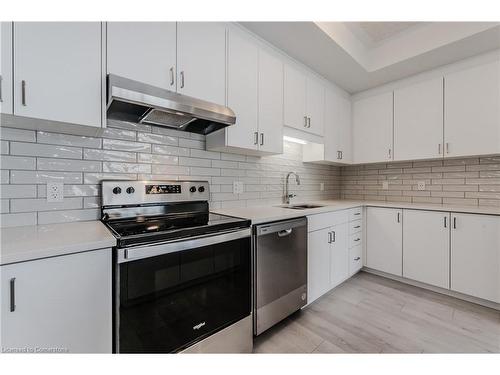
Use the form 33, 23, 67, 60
277, 229, 293, 237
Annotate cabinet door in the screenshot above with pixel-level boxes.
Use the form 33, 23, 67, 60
13, 22, 102, 127
1, 249, 112, 353
352, 92, 394, 164
403, 210, 450, 289
107, 22, 176, 90
1, 22, 13, 115
451, 213, 500, 303
306, 77, 325, 136
444, 60, 500, 157
283, 64, 307, 130
307, 227, 331, 304
177, 22, 226, 105
366, 207, 403, 276
330, 222, 349, 288
324, 87, 351, 163
394, 77, 444, 161
258, 48, 283, 154
226, 28, 259, 151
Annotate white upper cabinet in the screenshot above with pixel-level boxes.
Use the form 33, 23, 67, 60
284, 64, 307, 131
403, 210, 450, 289
451, 213, 500, 303
326, 87, 352, 163
13, 22, 103, 127
306, 77, 325, 136
394, 77, 444, 161
107, 22, 177, 91
225, 28, 259, 151
177, 22, 226, 105
257, 48, 284, 154
1, 22, 13, 115
352, 91, 394, 164
283, 64, 324, 136
444, 60, 500, 158
366, 207, 403, 276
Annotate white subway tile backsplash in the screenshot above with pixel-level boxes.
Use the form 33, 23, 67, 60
1, 170, 9, 183
37, 158, 101, 172
101, 128, 136, 141
102, 162, 151, 174
11, 197, 82, 213
10, 142, 82, 159
0, 156, 36, 170
1, 140, 9, 154
137, 153, 179, 165
0, 212, 37, 227
138, 132, 177, 146
37, 208, 99, 225
0, 185, 37, 199
10, 170, 82, 184
179, 138, 204, 149
103, 139, 151, 153
37, 131, 102, 148
179, 157, 211, 167
152, 144, 189, 156
0, 128, 36, 142
84, 149, 136, 162
37, 184, 100, 197
1, 199, 9, 213
83, 173, 137, 184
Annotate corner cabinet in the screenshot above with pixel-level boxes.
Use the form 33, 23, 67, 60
1, 249, 112, 353
206, 27, 283, 155
283, 64, 324, 136
352, 92, 394, 164
12, 22, 104, 128
1, 22, 13, 115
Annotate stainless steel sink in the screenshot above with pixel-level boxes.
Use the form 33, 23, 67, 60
280, 204, 325, 210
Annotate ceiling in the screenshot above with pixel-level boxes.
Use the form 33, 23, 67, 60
239, 22, 500, 93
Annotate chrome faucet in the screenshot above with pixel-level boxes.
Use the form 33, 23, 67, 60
285, 172, 301, 204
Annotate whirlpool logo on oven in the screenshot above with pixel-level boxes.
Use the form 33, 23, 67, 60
193, 321, 206, 330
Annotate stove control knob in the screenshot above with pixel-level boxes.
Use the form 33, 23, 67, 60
126, 187, 135, 194
113, 187, 122, 195
198, 186, 205, 193
189, 186, 197, 193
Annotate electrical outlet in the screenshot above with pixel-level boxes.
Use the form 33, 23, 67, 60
417, 181, 426, 191
319, 183, 324, 191
47, 182, 64, 202
233, 181, 244, 194
382, 181, 389, 190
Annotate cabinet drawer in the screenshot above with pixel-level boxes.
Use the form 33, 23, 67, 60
349, 207, 363, 221
349, 233, 362, 248
349, 219, 362, 235
308, 210, 348, 232
349, 245, 362, 276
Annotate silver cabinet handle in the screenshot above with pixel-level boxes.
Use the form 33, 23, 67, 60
397, 212, 401, 223
453, 217, 457, 229
327, 231, 332, 244
304, 116, 308, 128
446, 142, 450, 154
354, 238, 361, 242
254, 132, 259, 145
388, 148, 392, 159
354, 212, 361, 216
332, 231, 336, 243
10, 277, 16, 312
438, 143, 442, 155
260, 133, 264, 146
0, 75, 3, 103
354, 257, 361, 261
307, 117, 311, 128
180, 71, 185, 88
444, 216, 447, 228
278, 228, 292, 237
337, 151, 340, 160
21, 80, 26, 106
169, 67, 175, 86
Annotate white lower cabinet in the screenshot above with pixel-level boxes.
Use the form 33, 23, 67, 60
366, 207, 403, 276
451, 213, 500, 303
403, 210, 450, 289
330, 222, 349, 287
1, 249, 112, 353
307, 227, 332, 303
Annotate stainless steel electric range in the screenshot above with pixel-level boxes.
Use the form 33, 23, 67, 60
101, 180, 252, 353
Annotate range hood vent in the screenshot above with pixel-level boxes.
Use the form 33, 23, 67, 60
106, 74, 236, 135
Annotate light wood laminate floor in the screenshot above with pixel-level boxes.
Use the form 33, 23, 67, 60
253, 272, 500, 353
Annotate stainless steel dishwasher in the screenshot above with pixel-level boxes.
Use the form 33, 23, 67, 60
253, 217, 307, 335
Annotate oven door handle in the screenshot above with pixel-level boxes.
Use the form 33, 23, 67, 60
118, 228, 251, 263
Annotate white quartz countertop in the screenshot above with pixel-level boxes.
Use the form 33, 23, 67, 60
0, 220, 116, 265
212, 199, 500, 224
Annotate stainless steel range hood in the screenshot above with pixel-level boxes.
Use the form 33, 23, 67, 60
106, 74, 236, 135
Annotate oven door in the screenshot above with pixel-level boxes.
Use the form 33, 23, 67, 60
115, 228, 251, 353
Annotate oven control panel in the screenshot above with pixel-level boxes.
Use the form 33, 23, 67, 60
102, 180, 210, 206
146, 184, 181, 195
